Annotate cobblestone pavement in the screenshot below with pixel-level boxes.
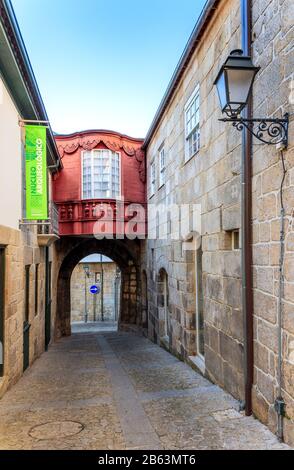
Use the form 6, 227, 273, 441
0, 330, 290, 450
71, 321, 118, 333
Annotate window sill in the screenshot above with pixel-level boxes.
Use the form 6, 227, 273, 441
188, 355, 205, 374
81, 196, 122, 202
183, 149, 200, 166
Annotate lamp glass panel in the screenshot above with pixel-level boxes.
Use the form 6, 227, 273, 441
215, 71, 227, 110
226, 68, 255, 105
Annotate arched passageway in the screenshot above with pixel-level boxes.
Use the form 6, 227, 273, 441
70, 254, 121, 329
55, 238, 142, 338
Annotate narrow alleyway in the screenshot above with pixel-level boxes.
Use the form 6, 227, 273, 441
0, 330, 289, 450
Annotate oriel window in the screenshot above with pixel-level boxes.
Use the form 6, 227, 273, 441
82, 150, 120, 200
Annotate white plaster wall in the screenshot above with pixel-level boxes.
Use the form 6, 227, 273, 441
0, 76, 22, 230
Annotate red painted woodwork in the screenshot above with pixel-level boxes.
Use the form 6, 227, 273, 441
53, 130, 146, 237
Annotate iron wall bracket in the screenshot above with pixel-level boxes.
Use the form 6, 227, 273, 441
220, 113, 289, 147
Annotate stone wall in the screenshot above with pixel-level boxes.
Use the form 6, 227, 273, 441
145, 0, 244, 398
70, 262, 120, 322
251, 0, 294, 445
0, 224, 57, 398
145, 0, 294, 446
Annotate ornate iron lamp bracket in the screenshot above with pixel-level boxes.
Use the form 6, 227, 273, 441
220, 113, 289, 147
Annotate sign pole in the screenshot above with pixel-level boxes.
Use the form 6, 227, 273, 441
101, 254, 104, 322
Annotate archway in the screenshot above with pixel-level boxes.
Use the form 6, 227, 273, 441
55, 238, 141, 338
70, 254, 121, 333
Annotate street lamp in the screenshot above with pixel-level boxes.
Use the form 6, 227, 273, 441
83, 264, 90, 323
83, 264, 90, 277
214, 49, 259, 118
214, 49, 289, 147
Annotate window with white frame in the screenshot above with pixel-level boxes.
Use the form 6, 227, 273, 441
185, 85, 200, 162
159, 146, 166, 187
82, 149, 120, 199
150, 161, 156, 197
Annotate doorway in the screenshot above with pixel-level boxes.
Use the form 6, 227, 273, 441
158, 268, 169, 340
45, 247, 52, 350
195, 244, 205, 364
23, 264, 31, 371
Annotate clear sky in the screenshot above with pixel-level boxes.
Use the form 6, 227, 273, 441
11, 0, 207, 137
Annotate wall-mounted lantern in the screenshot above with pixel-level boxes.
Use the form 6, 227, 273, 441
214, 49, 289, 147
83, 264, 90, 277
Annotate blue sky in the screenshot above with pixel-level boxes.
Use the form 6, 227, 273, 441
12, 0, 207, 137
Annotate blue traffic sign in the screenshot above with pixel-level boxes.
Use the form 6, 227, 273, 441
90, 285, 100, 294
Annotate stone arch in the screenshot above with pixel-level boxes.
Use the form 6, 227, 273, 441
55, 238, 141, 338
156, 254, 169, 275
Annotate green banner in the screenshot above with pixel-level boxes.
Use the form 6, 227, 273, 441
25, 125, 48, 220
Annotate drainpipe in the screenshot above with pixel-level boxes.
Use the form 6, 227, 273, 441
241, 0, 287, 435
275, 150, 287, 441
241, 0, 254, 416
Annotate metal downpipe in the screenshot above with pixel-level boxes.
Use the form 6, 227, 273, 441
241, 0, 254, 416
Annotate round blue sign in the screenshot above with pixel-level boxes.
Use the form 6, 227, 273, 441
90, 285, 100, 294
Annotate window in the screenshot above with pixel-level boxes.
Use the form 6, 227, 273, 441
185, 85, 200, 162
159, 146, 166, 187
158, 269, 169, 339
82, 150, 120, 199
150, 161, 156, 196
232, 230, 240, 250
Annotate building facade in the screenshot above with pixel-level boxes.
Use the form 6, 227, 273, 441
143, 0, 294, 446
52, 130, 147, 337
54, 130, 146, 237
0, 0, 61, 397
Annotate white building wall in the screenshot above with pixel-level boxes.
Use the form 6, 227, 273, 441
0, 76, 22, 230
